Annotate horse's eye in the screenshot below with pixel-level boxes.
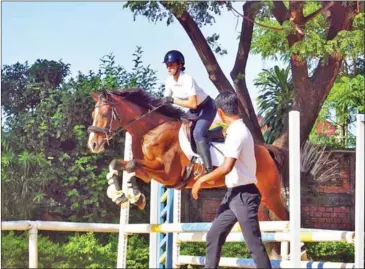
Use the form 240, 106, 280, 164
102, 111, 110, 118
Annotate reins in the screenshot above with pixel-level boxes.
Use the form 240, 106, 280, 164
87, 94, 166, 142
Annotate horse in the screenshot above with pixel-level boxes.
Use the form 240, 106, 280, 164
87, 88, 289, 223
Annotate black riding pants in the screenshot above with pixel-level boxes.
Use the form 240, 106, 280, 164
190, 96, 217, 144
205, 184, 272, 269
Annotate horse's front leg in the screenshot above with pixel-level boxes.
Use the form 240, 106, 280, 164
108, 158, 165, 210
106, 167, 129, 208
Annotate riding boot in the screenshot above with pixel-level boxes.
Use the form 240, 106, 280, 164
196, 140, 214, 174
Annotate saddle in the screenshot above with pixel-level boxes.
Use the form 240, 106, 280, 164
182, 122, 225, 153
172, 122, 225, 190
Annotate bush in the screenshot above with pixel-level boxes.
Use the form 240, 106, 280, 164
60, 233, 116, 268
305, 242, 354, 262
1, 231, 148, 268
1, 232, 28, 268
126, 234, 149, 268
3, 231, 357, 268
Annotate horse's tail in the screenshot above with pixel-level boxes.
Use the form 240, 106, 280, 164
263, 144, 289, 196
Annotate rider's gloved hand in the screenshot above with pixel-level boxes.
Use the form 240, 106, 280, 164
161, 96, 174, 106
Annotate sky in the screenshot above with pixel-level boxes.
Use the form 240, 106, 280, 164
2, 2, 282, 111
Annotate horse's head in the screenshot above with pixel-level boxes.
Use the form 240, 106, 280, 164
87, 89, 122, 153
87, 87, 189, 153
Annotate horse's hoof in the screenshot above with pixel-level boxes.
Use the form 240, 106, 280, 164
136, 194, 146, 210
115, 196, 129, 208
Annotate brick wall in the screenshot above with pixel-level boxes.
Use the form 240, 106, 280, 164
301, 150, 355, 230
183, 150, 356, 231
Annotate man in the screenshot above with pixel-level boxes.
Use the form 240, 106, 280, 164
192, 90, 272, 269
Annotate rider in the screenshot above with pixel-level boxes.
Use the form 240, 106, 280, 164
160, 50, 217, 174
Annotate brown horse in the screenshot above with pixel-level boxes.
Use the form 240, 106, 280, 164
87, 88, 289, 222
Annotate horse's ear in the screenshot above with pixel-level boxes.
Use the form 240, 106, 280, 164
91, 92, 99, 102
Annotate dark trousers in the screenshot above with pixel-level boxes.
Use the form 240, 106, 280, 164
205, 184, 272, 269
190, 96, 217, 144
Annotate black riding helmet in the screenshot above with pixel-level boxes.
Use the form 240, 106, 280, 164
163, 50, 185, 70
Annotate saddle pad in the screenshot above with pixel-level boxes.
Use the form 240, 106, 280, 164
178, 125, 225, 167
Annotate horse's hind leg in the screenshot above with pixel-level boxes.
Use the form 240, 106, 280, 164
260, 188, 289, 221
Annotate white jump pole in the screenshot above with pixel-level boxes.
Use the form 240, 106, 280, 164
116, 132, 132, 268
172, 189, 182, 268
355, 114, 364, 268
29, 224, 38, 268
289, 111, 301, 267
149, 180, 159, 268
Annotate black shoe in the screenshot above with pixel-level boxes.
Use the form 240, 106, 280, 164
196, 140, 213, 174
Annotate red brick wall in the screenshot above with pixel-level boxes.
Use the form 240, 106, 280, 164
300, 150, 355, 231
183, 150, 356, 231
301, 205, 352, 230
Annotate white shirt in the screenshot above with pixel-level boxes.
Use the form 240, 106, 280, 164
164, 71, 208, 106
223, 119, 257, 188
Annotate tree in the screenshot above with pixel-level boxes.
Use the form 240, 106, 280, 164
255, 65, 293, 144
1, 48, 162, 222
310, 74, 364, 148
1, 60, 70, 118
124, 1, 364, 148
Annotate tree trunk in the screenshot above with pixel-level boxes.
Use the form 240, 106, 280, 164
230, 2, 264, 142
161, 2, 264, 142
272, 1, 357, 148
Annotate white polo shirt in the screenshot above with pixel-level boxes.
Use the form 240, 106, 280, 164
224, 119, 257, 188
164, 71, 208, 106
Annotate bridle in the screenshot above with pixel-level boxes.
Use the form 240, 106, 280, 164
87, 95, 165, 143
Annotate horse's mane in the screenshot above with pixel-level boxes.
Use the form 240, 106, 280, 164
109, 88, 188, 120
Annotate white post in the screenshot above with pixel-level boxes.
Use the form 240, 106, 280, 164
116, 132, 132, 268
289, 111, 301, 267
280, 228, 289, 261
149, 180, 159, 268
29, 225, 38, 268
355, 114, 364, 268
172, 189, 182, 268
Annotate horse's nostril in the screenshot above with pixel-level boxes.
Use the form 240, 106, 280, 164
93, 142, 97, 149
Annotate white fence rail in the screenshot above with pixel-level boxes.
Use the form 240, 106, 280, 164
1, 221, 121, 268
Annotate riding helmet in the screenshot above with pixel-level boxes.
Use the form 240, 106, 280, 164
163, 50, 185, 65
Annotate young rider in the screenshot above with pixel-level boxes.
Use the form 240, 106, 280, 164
160, 50, 217, 174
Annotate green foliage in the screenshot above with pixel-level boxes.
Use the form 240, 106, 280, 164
252, 2, 364, 63
1, 47, 161, 222
1, 232, 28, 268
1, 60, 70, 116
206, 34, 227, 56
306, 242, 354, 263
60, 233, 116, 268
1, 232, 148, 269
255, 65, 293, 143
309, 74, 364, 148
1, 231, 65, 268
126, 234, 149, 268
124, 1, 227, 27
124, 1, 228, 55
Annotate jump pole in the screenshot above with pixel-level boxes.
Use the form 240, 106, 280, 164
116, 132, 132, 268
355, 114, 364, 268
149, 180, 159, 267
289, 111, 301, 267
